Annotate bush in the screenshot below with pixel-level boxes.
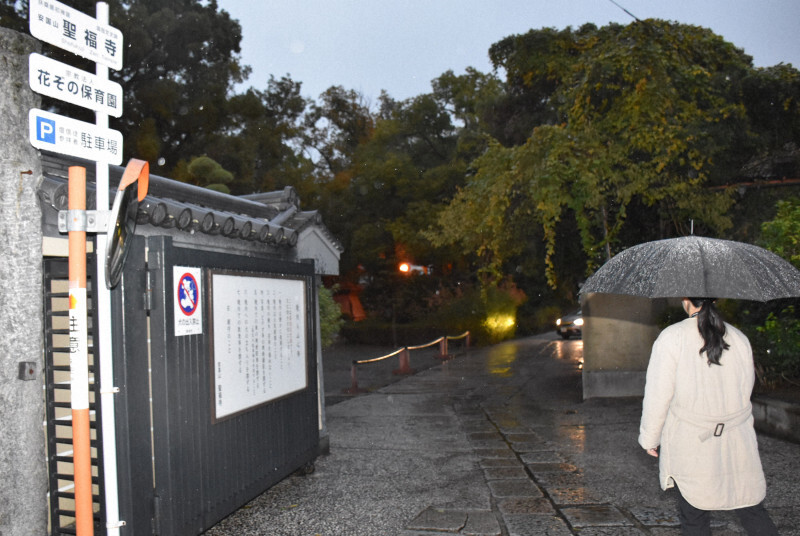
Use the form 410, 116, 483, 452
750, 306, 800, 387
318, 285, 344, 348
339, 319, 451, 347
339, 279, 526, 347
516, 304, 564, 335
751, 199, 800, 387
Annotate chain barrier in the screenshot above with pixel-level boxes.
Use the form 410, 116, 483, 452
343, 331, 470, 394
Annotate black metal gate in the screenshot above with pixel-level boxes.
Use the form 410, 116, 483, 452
43, 254, 106, 534
109, 236, 319, 535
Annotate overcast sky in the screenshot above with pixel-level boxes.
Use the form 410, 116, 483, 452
218, 0, 800, 104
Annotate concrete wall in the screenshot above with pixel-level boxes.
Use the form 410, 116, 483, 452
753, 396, 800, 444
0, 27, 48, 535
581, 293, 668, 399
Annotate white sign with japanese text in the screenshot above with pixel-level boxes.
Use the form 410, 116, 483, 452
29, 0, 123, 71
211, 272, 308, 421
29, 108, 123, 165
174, 267, 203, 336
29, 53, 123, 117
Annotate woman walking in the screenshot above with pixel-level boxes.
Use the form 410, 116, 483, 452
639, 297, 779, 535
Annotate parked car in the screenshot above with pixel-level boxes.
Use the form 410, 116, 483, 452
555, 310, 583, 339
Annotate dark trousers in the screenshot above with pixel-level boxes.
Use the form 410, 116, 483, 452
676, 486, 779, 535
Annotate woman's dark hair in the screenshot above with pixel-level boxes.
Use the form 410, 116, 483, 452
689, 297, 729, 366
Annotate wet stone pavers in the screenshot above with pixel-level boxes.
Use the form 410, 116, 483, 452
401, 410, 682, 535
393, 338, 796, 536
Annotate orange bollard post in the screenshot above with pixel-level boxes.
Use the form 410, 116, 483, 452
68, 167, 94, 536
343, 362, 367, 394
392, 348, 416, 375
437, 337, 451, 360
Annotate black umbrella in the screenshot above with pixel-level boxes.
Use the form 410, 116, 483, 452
580, 236, 800, 302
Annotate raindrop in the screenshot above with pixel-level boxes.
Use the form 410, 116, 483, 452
198, 105, 204, 111
157, 157, 166, 166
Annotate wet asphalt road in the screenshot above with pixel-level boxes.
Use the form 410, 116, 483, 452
205, 334, 800, 535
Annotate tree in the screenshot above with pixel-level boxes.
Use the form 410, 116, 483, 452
339, 92, 469, 277
3, 0, 319, 196
484, 24, 594, 146
741, 64, 800, 157
302, 85, 375, 178
206, 76, 311, 195
178, 155, 233, 193
432, 20, 756, 289
113, 0, 249, 174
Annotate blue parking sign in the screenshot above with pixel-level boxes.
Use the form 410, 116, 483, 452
36, 115, 56, 144
28, 109, 123, 165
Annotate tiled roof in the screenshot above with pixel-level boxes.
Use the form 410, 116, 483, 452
38, 152, 343, 254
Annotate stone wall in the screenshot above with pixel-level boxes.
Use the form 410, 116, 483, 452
0, 27, 48, 535
581, 293, 668, 399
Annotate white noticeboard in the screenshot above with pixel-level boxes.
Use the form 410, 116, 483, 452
29, 108, 123, 165
29, 53, 123, 117
211, 272, 308, 421
29, 0, 123, 71
174, 267, 203, 336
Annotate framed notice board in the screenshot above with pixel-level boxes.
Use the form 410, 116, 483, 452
208, 269, 308, 421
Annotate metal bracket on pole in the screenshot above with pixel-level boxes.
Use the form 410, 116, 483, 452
58, 209, 110, 233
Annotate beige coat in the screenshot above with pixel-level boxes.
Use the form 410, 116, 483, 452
638, 317, 766, 510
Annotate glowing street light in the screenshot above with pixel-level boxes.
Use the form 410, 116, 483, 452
398, 262, 430, 275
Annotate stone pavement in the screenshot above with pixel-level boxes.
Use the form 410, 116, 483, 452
205, 335, 800, 536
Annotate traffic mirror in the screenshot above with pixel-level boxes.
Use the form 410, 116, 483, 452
106, 159, 149, 288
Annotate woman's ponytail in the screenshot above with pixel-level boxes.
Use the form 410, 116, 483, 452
690, 298, 729, 366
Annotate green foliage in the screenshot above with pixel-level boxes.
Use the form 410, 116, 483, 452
432, 20, 756, 289
742, 65, 800, 153
174, 156, 234, 194
111, 0, 251, 171
752, 306, 800, 386
1, 0, 310, 192
761, 197, 800, 268
209, 78, 310, 195
318, 285, 344, 348
749, 198, 800, 385
6, 3, 800, 331
423, 280, 526, 345
339, 318, 450, 347
515, 304, 563, 336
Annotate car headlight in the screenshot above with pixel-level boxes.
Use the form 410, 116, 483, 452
556, 318, 562, 326
574, 318, 584, 326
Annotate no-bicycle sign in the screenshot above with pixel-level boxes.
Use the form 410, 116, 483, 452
174, 266, 203, 336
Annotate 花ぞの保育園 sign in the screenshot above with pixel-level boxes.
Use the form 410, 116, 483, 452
29, 53, 122, 117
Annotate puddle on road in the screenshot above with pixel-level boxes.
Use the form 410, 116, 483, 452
486, 344, 518, 377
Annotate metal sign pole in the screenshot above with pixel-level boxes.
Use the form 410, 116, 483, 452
68, 166, 94, 536
94, 4, 124, 534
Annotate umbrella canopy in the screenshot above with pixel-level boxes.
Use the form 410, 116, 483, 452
580, 236, 800, 302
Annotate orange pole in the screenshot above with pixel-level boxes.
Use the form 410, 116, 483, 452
392, 348, 415, 375
68, 167, 94, 536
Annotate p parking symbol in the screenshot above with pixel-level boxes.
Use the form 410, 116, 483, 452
36, 116, 56, 144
